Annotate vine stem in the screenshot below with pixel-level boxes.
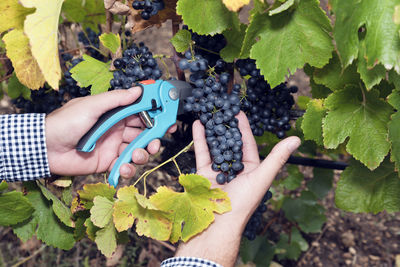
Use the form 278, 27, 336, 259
11, 245, 46, 267
0, 73, 12, 82
133, 141, 194, 195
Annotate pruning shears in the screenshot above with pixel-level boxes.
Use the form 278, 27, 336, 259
76, 80, 193, 187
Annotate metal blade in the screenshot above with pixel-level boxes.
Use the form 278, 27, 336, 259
167, 80, 193, 115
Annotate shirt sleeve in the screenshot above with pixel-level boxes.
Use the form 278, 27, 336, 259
0, 113, 51, 182
161, 257, 224, 267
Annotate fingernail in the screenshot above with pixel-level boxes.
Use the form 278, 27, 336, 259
120, 165, 131, 177
287, 138, 301, 153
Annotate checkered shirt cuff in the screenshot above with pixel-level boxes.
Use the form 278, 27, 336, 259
161, 257, 223, 267
0, 114, 51, 182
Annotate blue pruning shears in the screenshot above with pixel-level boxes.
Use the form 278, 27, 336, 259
76, 80, 193, 187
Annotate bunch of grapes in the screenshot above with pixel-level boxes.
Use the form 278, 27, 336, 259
243, 190, 273, 240
180, 51, 244, 184
236, 58, 297, 138
110, 42, 162, 89
132, 0, 165, 20
78, 28, 103, 60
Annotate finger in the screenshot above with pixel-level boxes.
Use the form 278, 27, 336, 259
167, 124, 178, 134
118, 143, 129, 155
132, 148, 150, 165
86, 87, 143, 117
193, 120, 212, 170
146, 139, 160, 155
122, 127, 144, 143
120, 163, 137, 179
237, 112, 260, 164
125, 116, 146, 128
252, 136, 301, 188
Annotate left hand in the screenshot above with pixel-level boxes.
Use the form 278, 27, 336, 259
45, 87, 176, 179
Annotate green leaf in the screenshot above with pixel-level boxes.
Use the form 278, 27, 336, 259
313, 53, 359, 91
176, 0, 239, 35
113, 186, 172, 240
73, 183, 116, 211
0, 0, 35, 33
37, 182, 74, 227
281, 165, 303, 190
282, 191, 325, 233
357, 40, 386, 89
95, 222, 117, 258
388, 90, 400, 110
269, 0, 295, 16
99, 33, 120, 54
239, 12, 270, 59
255, 131, 280, 156
389, 111, 400, 171
220, 23, 246, 62
70, 55, 112, 95
91, 196, 114, 228
74, 216, 87, 241
250, 0, 333, 87
0, 181, 8, 191
12, 182, 75, 249
301, 99, 326, 146
62, 0, 105, 31
150, 174, 231, 243
0, 191, 33, 226
323, 85, 393, 170
240, 236, 275, 267
389, 69, 400, 90
296, 95, 310, 110
333, 0, 400, 73
170, 29, 192, 53
335, 158, 400, 213
276, 228, 308, 260
6, 73, 31, 100
307, 168, 333, 199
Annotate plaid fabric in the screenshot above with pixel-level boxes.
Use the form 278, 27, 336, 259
161, 257, 223, 267
0, 114, 50, 182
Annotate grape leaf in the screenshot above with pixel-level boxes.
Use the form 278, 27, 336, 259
0, 191, 34, 226
357, 40, 387, 89
389, 70, 400, 91
301, 99, 326, 146
99, 33, 120, 54
74, 216, 86, 241
282, 191, 325, 233
85, 217, 99, 241
307, 168, 333, 199
335, 158, 400, 213
222, 0, 250, 12
281, 165, 303, 190
91, 196, 114, 228
150, 174, 231, 243
20, 0, 64, 89
12, 182, 75, 249
313, 53, 359, 91
388, 89, 400, 109
176, 0, 239, 35
239, 12, 270, 59
0, 0, 35, 33
37, 182, 74, 227
269, 0, 295, 16
95, 222, 117, 257
323, 85, 393, 170
250, 0, 333, 87
220, 23, 247, 62
0, 181, 8, 191
3, 29, 45, 89
276, 228, 308, 260
72, 183, 116, 212
70, 55, 113, 95
332, 0, 400, 73
389, 111, 400, 171
6, 73, 31, 100
170, 29, 192, 53
113, 186, 171, 241
62, 0, 105, 31
240, 236, 275, 267
296, 95, 310, 110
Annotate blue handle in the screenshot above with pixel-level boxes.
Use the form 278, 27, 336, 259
107, 81, 179, 187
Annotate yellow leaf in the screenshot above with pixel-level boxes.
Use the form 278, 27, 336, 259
3, 29, 45, 89
222, 0, 250, 12
0, 0, 35, 33
20, 0, 64, 89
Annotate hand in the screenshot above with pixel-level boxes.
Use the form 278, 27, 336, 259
175, 112, 301, 267
45, 87, 176, 179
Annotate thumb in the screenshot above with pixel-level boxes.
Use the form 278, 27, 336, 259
85, 86, 143, 116
252, 136, 301, 189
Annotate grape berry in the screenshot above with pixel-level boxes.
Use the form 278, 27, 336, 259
132, 0, 165, 20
